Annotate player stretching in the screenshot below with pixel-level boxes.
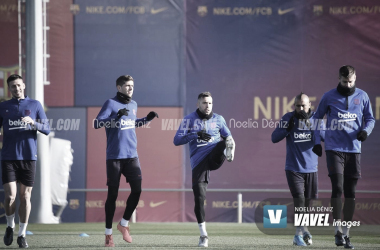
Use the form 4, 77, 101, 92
1, 74, 50, 248
174, 92, 235, 248
94, 75, 158, 247
272, 92, 324, 246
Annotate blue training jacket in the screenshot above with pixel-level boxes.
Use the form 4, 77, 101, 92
173, 111, 231, 169
313, 87, 375, 153
94, 96, 148, 160
0, 96, 50, 160
271, 111, 325, 173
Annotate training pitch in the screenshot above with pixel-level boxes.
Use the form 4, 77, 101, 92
6, 222, 380, 249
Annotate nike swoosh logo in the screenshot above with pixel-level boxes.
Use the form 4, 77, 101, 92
278, 8, 294, 15
0, 213, 6, 218
150, 201, 167, 208
151, 7, 168, 15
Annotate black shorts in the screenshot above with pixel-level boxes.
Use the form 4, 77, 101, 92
192, 141, 226, 186
106, 158, 142, 186
1, 160, 37, 187
326, 150, 361, 178
285, 170, 318, 199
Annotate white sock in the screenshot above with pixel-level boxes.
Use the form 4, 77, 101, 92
120, 218, 129, 227
6, 214, 15, 229
198, 222, 207, 236
18, 223, 27, 237
223, 149, 227, 156
334, 220, 342, 234
295, 226, 303, 236
105, 228, 112, 235
342, 225, 350, 237
301, 226, 309, 234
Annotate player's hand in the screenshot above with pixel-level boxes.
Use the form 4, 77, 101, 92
357, 130, 368, 142
286, 116, 295, 132
147, 111, 159, 121
312, 144, 322, 157
197, 131, 211, 141
298, 110, 311, 128
117, 108, 129, 119
21, 116, 35, 125
298, 110, 309, 119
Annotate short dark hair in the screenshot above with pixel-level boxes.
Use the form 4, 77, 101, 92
116, 75, 134, 87
339, 65, 355, 78
294, 92, 308, 104
198, 91, 212, 100
7, 74, 23, 86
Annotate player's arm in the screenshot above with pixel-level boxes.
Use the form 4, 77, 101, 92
135, 111, 158, 128
219, 116, 232, 138
361, 95, 375, 135
318, 118, 326, 142
173, 118, 198, 146
271, 113, 293, 143
30, 102, 50, 135
357, 94, 376, 141
311, 118, 325, 157
94, 100, 117, 129
313, 93, 328, 120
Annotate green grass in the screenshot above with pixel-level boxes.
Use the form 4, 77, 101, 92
6, 223, 379, 249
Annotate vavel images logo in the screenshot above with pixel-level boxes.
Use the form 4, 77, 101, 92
294, 132, 311, 143
263, 205, 287, 228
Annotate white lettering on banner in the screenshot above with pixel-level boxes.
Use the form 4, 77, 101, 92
86, 6, 104, 14
212, 201, 261, 209
330, 6, 380, 15
213, 7, 272, 16
86, 6, 145, 14
86, 200, 104, 208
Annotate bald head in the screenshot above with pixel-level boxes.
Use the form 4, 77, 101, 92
294, 92, 311, 114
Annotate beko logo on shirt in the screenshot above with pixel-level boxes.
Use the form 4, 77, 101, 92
8, 119, 27, 129
294, 132, 311, 142
294, 133, 311, 139
9, 120, 27, 126
120, 119, 135, 130
120, 119, 134, 126
338, 112, 357, 120
197, 137, 214, 147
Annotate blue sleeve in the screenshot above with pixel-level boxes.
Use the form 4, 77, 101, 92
362, 94, 375, 135
94, 100, 117, 129
34, 102, 50, 135
173, 118, 198, 146
0, 110, 3, 130
319, 119, 325, 142
135, 117, 148, 127
134, 105, 148, 127
271, 114, 290, 143
310, 114, 325, 144
219, 116, 231, 138
313, 93, 329, 119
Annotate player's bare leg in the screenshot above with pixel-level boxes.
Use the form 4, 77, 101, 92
3, 182, 17, 246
